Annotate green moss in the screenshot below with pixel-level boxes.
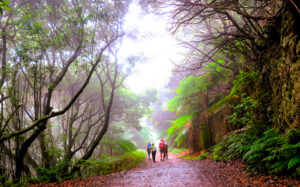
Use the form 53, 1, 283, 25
281, 11, 294, 34
169, 148, 188, 154
296, 41, 300, 56
200, 123, 212, 150
179, 152, 207, 160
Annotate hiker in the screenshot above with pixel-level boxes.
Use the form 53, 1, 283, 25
164, 140, 168, 160
146, 142, 152, 160
159, 139, 166, 162
151, 143, 157, 162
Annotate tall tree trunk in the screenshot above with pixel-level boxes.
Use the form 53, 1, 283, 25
14, 120, 47, 183
69, 61, 119, 176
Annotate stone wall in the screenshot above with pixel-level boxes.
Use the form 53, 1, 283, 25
260, 6, 300, 130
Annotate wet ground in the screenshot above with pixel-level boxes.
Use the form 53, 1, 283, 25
32, 153, 300, 187
102, 154, 212, 187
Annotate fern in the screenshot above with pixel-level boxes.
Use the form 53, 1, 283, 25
288, 157, 300, 170
293, 167, 300, 177
243, 142, 264, 161
238, 144, 252, 154
285, 128, 300, 144
270, 161, 288, 174
166, 115, 191, 137
212, 124, 300, 176
175, 129, 188, 147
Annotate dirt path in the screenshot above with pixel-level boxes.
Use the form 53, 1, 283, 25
102, 153, 212, 187
33, 154, 300, 187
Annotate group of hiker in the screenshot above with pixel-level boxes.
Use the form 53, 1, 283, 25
146, 139, 168, 163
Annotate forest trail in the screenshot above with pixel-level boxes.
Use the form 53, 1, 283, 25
33, 154, 300, 187
102, 153, 211, 187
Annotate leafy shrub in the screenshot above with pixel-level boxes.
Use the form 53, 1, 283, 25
119, 150, 146, 168
33, 166, 61, 183
209, 71, 259, 112
230, 71, 259, 96
81, 150, 146, 177
115, 139, 137, 153
227, 93, 259, 129
212, 127, 300, 177
285, 128, 300, 144
199, 152, 208, 160
200, 123, 212, 150
169, 148, 188, 154
166, 115, 191, 148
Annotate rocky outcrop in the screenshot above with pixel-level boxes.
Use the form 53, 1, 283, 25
259, 6, 300, 130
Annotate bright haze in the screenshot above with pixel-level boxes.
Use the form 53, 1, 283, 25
118, 1, 183, 93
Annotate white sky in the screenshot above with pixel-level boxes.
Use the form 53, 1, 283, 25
118, 1, 183, 93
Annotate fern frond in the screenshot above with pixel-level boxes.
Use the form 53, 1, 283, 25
247, 153, 264, 163
270, 161, 287, 174
288, 157, 300, 170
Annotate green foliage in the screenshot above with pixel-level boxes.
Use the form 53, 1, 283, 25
227, 93, 260, 129
28, 158, 74, 184
169, 148, 188, 154
200, 123, 212, 150
116, 88, 157, 129
167, 62, 232, 152
203, 60, 225, 72
80, 154, 122, 176
115, 139, 137, 153
168, 95, 182, 112
209, 71, 259, 112
288, 157, 300, 170
167, 75, 213, 114
212, 131, 250, 161
174, 129, 188, 147
0, 0, 11, 15
285, 128, 300, 144
179, 152, 208, 160
81, 150, 146, 177
101, 129, 138, 155
199, 152, 208, 160
166, 115, 190, 148
3, 180, 15, 187
33, 167, 61, 183
167, 115, 191, 137
212, 127, 300, 177
118, 150, 147, 170
230, 71, 259, 96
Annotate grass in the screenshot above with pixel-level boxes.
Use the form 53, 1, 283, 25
170, 148, 209, 161
169, 148, 189, 154
178, 151, 208, 160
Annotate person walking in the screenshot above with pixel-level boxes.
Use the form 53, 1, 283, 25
146, 142, 152, 160
151, 143, 157, 163
159, 139, 166, 162
164, 140, 168, 160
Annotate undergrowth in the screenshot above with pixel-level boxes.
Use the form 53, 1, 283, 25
26, 150, 146, 185
179, 152, 208, 160
80, 149, 146, 177
169, 148, 188, 154
211, 73, 300, 178
212, 128, 300, 178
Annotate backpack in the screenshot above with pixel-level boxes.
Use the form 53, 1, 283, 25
147, 143, 151, 150
152, 146, 157, 151
159, 141, 165, 149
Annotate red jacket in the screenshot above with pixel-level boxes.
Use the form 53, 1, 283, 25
159, 141, 165, 149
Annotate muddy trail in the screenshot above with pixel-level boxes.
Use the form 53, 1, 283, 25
103, 153, 210, 187
34, 153, 300, 187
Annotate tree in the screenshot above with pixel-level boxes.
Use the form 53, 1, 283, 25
167, 65, 231, 152
0, 0, 131, 183
141, 0, 283, 73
